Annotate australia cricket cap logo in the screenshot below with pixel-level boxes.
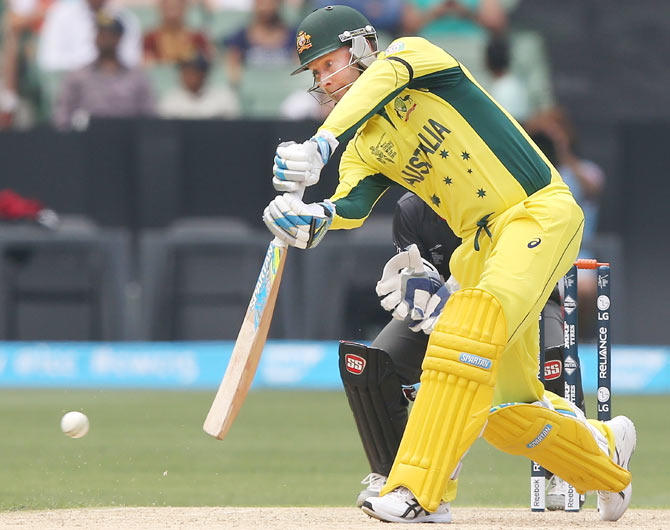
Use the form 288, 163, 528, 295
296, 31, 312, 54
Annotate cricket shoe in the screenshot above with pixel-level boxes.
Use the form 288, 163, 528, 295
545, 474, 566, 510
361, 486, 452, 523
356, 473, 387, 508
545, 475, 585, 510
597, 415, 637, 521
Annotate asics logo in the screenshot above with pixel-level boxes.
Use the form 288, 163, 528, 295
402, 501, 429, 519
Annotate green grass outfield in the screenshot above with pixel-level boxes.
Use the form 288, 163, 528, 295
0, 390, 667, 510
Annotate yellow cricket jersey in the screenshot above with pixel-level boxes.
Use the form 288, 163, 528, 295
318, 36, 562, 239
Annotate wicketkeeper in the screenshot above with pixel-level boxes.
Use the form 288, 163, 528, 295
263, 5, 635, 523
338, 191, 582, 511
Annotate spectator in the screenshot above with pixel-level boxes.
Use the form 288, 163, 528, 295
205, 0, 305, 12
1, 0, 53, 128
526, 107, 605, 241
53, 13, 155, 130
279, 89, 332, 121
527, 117, 607, 340
484, 34, 530, 122
158, 52, 240, 118
402, 0, 506, 39
205, 0, 252, 10
37, 0, 142, 72
143, 0, 212, 65
313, 0, 406, 38
222, 0, 295, 88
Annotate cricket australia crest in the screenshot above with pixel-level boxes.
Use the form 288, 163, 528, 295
394, 94, 417, 121
296, 31, 312, 54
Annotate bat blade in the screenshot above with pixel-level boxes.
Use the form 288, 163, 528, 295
203, 240, 287, 439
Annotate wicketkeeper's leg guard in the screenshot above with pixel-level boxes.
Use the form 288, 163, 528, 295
381, 288, 507, 511
543, 289, 586, 412
339, 342, 409, 476
483, 397, 630, 493
542, 346, 566, 398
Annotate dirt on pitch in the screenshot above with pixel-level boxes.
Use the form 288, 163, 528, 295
0, 507, 668, 530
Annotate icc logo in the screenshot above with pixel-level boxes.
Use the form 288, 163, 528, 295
528, 238, 541, 248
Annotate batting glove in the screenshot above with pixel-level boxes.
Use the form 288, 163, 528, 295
375, 244, 443, 323
272, 131, 338, 193
263, 193, 335, 249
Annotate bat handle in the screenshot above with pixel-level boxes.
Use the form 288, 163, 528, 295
271, 186, 306, 248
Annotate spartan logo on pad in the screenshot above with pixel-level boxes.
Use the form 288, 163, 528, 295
345, 354, 366, 375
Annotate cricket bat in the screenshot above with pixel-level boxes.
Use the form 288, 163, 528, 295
203, 238, 288, 439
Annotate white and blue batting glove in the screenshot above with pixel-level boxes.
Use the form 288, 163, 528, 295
262, 193, 335, 249
272, 131, 338, 193
375, 244, 443, 322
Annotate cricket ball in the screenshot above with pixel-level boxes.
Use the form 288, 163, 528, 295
60, 411, 89, 438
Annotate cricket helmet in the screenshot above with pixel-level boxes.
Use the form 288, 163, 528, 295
291, 5, 377, 75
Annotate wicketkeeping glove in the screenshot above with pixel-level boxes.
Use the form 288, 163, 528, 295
272, 131, 338, 193
410, 275, 460, 334
375, 244, 443, 323
263, 193, 335, 249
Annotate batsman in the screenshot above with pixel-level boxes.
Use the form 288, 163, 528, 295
340, 191, 582, 512
263, 5, 635, 523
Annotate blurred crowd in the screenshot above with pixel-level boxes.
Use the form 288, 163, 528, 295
0, 0, 610, 339
0, 1, 606, 235
0, 0, 565, 130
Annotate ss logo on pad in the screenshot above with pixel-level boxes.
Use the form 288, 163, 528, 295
345, 354, 366, 375
544, 360, 562, 380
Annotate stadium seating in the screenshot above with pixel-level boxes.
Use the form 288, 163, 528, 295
429, 29, 554, 115
238, 64, 308, 118
0, 217, 130, 340
139, 217, 301, 340
302, 216, 395, 340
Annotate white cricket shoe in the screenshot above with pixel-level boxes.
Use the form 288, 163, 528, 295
361, 486, 452, 523
545, 474, 566, 510
545, 474, 585, 510
598, 415, 637, 521
356, 473, 387, 508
